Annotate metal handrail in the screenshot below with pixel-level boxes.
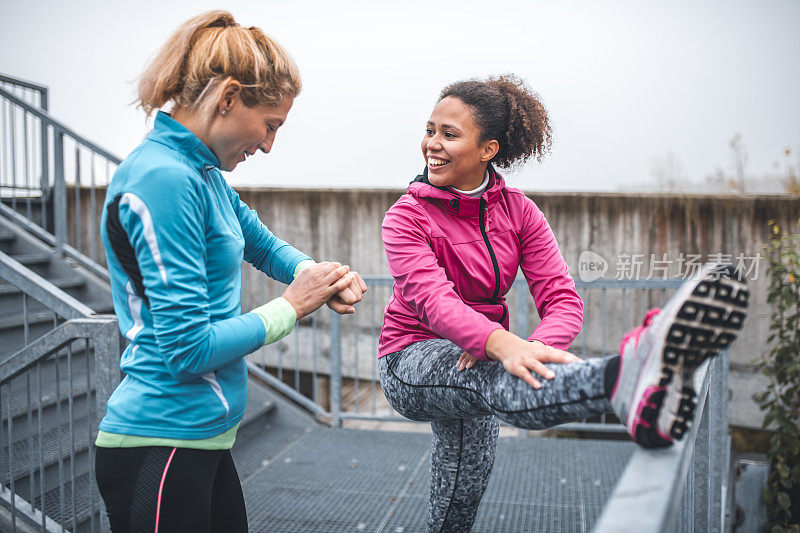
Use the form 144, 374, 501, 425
0, 87, 121, 164
0, 75, 48, 102
0, 250, 94, 320
0, 316, 117, 385
0, 202, 110, 282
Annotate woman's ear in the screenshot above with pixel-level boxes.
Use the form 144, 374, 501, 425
480, 139, 500, 163
218, 78, 243, 115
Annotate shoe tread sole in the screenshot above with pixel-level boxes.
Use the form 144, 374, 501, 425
633, 264, 748, 445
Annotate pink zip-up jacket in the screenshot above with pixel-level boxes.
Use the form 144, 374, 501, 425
378, 166, 583, 360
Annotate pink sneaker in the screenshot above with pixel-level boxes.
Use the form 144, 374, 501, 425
610, 263, 748, 448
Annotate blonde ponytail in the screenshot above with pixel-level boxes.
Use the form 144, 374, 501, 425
136, 10, 301, 119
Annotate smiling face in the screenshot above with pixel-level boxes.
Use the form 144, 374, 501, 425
207, 95, 294, 171
421, 96, 499, 190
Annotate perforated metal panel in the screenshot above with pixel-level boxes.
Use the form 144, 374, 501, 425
236, 427, 635, 532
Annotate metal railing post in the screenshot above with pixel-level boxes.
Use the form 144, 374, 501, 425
709, 356, 722, 532
53, 129, 67, 253
694, 376, 711, 532
329, 309, 342, 428
714, 353, 731, 530
92, 316, 121, 422
39, 89, 49, 199
93, 317, 119, 533
515, 280, 528, 337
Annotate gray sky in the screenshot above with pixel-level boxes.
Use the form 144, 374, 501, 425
3, 0, 799, 191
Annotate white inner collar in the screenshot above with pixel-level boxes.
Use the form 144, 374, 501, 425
450, 169, 490, 198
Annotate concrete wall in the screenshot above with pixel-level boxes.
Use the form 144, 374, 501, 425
70, 185, 800, 429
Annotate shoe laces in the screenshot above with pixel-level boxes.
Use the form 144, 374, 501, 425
619, 308, 662, 355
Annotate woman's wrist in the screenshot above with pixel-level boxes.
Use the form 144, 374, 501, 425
486, 330, 546, 362
485, 329, 518, 362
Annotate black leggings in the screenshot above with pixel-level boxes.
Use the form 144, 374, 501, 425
94, 446, 247, 533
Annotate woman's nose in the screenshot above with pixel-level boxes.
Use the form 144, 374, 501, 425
258, 140, 272, 154
426, 134, 443, 151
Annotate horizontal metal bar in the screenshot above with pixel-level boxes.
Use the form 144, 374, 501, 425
593, 359, 715, 533
336, 414, 629, 434
0, 487, 62, 533
0, 317, 116, 383
0, 202, 110, 282
0, 250, 95, 319
551, 422, 628, 434
339, 413, 411, 423
361, 277, 395, 286
0, 74, 48, 95
367, 276, 687, 290
246, 360, 329, 417
0, 86, 121, 164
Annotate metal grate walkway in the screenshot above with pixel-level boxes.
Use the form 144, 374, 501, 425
234, 424, 635, 533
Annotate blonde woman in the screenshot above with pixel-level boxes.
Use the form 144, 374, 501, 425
94, 11, 365, 532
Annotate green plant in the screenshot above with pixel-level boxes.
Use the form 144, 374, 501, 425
754, 219, 800, 533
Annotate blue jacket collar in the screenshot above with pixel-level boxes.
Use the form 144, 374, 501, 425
147, 111, 221, 171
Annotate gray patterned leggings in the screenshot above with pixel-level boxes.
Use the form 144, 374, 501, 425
378, 338, 615, 533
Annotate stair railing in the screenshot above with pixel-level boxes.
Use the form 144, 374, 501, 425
0, 251, 121, 532
245, 273, 732, 528
244, 275, 685, 433
0, 75, 48, 205
0, 75, 119, 282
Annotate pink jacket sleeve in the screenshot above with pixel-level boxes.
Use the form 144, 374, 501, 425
518, 198, 583, 350
382, 202, 505, 360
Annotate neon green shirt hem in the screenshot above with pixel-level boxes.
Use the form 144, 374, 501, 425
95, 423, 239, 450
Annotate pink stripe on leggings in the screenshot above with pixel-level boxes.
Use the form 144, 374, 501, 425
155, 447, 177, 533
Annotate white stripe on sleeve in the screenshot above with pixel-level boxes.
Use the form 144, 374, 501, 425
124, 281, 144, 342
120, 193, 168, 284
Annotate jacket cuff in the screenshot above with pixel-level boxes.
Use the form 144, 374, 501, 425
293, 259, 316, 279
477, 323, 507, 361
250, 297, 297, 346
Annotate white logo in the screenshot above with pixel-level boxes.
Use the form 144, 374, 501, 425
578, 251, 608, 282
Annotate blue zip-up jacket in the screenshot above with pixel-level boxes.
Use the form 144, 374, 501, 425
99, 111, 310, 439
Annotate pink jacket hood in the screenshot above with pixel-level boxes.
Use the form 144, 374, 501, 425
379, 165, 583, 360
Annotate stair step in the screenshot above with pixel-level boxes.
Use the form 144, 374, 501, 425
0, 277, 86, 296
34, 466, 100, 532
1, 348, 92, 421
0, 310, 60, 330
0, 231, 15, 244
3, 403, 95, 485
7, 253, 51, 267
0, 299, 110, 329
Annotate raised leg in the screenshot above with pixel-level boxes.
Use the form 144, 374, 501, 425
379, 339, 613, 430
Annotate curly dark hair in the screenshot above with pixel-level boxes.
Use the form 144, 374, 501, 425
439, 74, 552, 168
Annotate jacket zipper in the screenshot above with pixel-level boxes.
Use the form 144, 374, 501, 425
478, 198, 507, 323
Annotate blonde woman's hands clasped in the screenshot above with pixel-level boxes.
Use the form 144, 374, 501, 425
282, 262, 357, 320
484, 329, 581, 389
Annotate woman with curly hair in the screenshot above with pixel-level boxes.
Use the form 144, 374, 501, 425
378, 75, 748, 532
